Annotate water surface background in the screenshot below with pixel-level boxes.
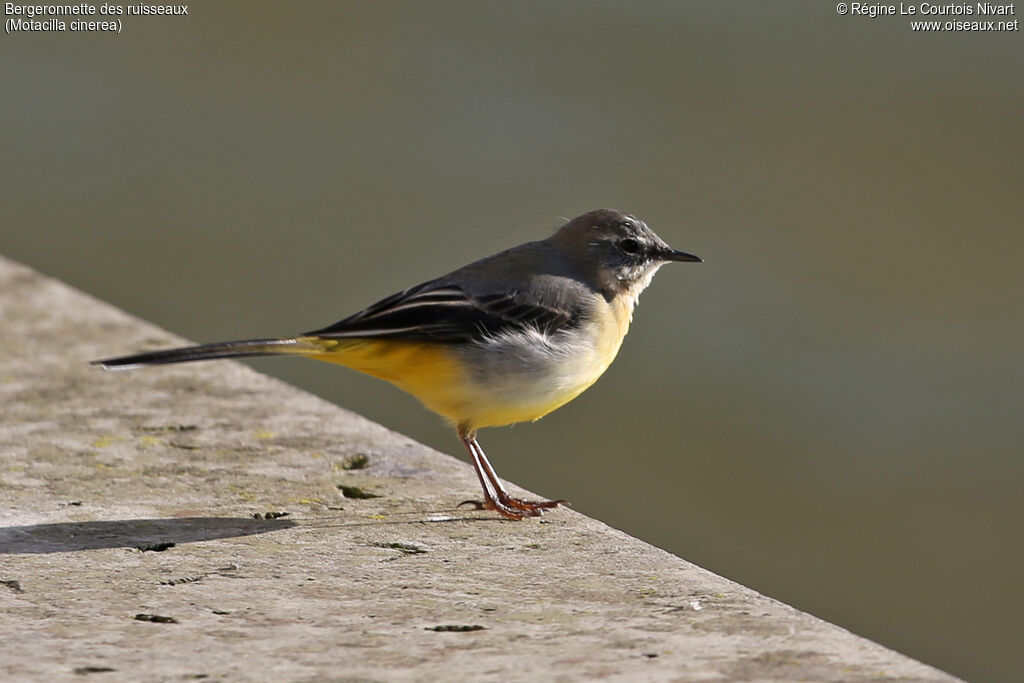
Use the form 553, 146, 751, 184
4, 3, 1021, 680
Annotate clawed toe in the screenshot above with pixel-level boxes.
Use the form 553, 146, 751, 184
457, 494, 567, 520
506, 496, 567, 511
457, 427, 568, 521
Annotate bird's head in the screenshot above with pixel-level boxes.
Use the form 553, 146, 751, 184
549, 209, 701, 303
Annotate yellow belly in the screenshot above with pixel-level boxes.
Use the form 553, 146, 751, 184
307, 338, 473, 423
450, 303, 630, 429
300, 296, 633, 431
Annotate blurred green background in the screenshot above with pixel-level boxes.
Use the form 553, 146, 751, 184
3, 2, 1021, 680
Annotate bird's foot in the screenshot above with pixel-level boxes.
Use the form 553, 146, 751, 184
458, 493, 568, 520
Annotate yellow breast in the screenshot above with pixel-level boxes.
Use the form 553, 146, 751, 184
445, 294, 633, 430
301, 294, 635, 431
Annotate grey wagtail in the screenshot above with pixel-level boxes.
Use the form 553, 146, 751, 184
93, 209, 701, 519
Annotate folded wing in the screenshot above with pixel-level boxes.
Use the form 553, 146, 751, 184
306, 280, 581, 343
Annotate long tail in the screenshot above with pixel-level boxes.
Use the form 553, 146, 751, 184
92, 338, 326, 370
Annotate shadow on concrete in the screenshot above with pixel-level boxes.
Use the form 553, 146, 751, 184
0, 517, 296, 554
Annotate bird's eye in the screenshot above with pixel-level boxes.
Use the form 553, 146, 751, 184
619, 238, 641, 254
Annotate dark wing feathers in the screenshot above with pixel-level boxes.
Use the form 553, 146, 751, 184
306, 281, 580, 344
470, 293, 576, 335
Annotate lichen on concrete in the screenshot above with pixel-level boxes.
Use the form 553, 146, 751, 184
0, 256, 958, 681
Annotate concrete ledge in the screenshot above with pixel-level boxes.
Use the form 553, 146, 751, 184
0, 255, 958, 681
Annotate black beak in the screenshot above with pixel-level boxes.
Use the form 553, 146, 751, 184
662, 248, 702, 263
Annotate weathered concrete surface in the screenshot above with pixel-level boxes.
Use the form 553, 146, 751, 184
0, 254, 958, 682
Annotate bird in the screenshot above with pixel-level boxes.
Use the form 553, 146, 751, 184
93, 209, 701, 519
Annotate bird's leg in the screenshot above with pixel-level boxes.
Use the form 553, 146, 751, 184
456, 426, 566, 519
473, 440, 567, 512
457, 428, 508, 514
458, 433, 530, 520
